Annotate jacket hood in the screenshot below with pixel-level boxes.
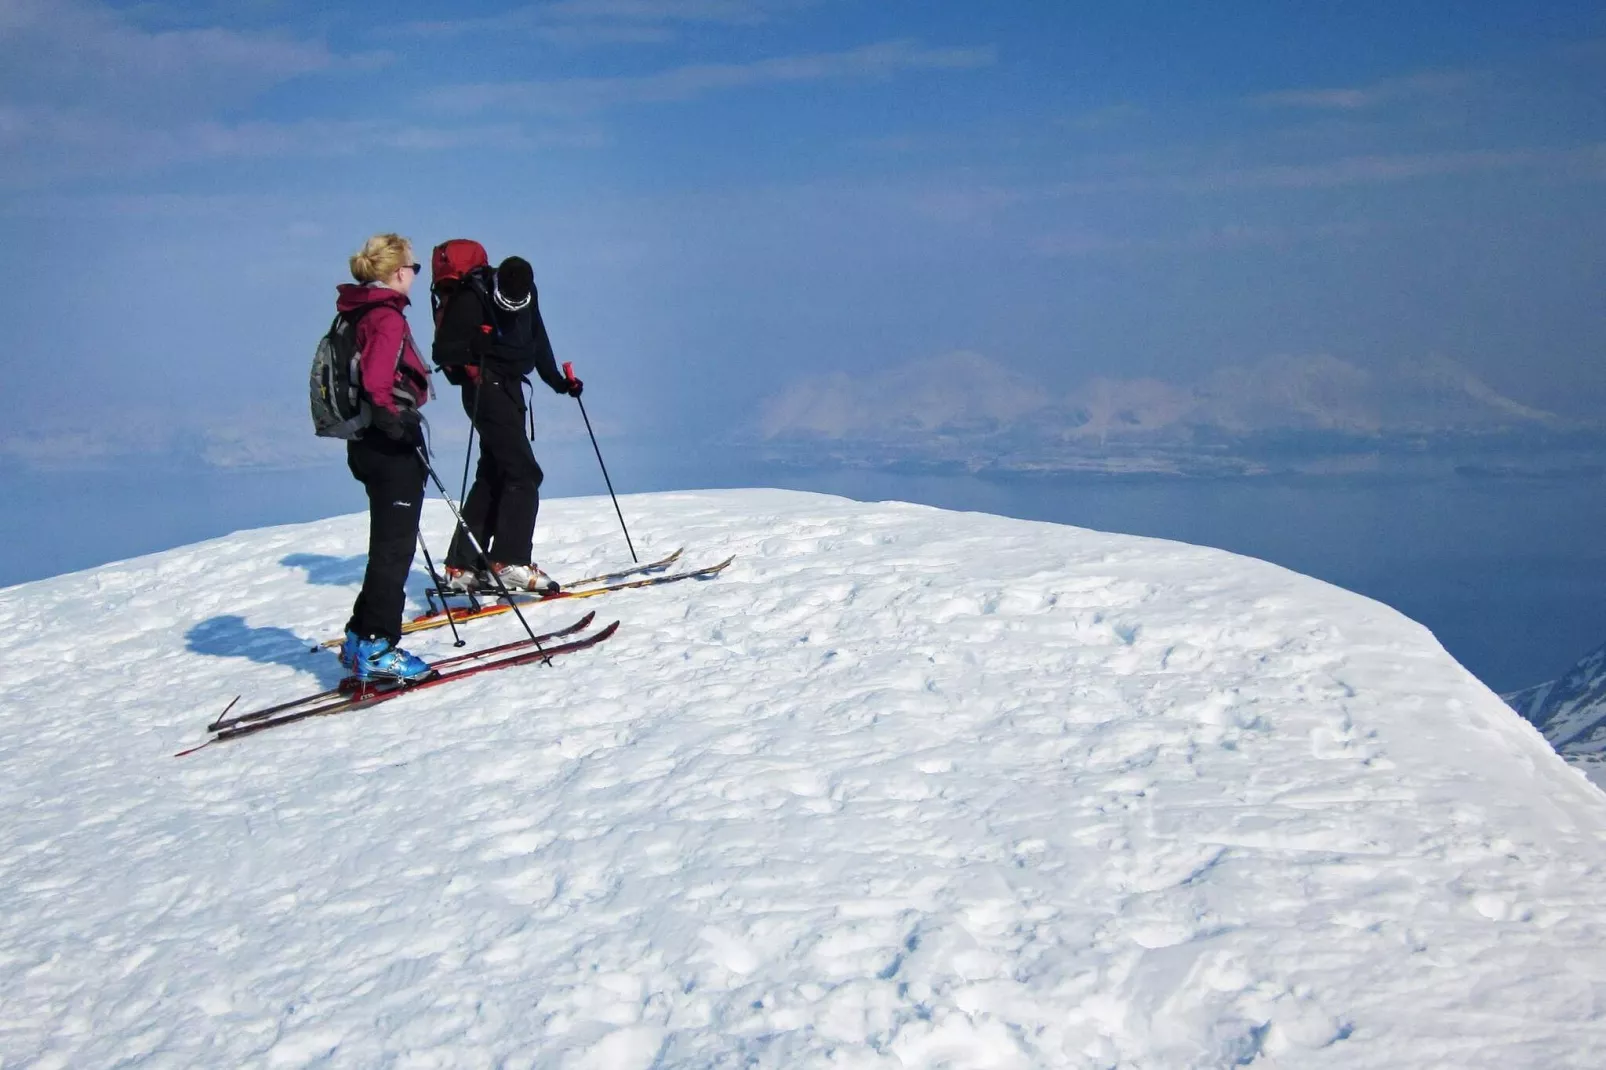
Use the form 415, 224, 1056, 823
336, 283, 411, 315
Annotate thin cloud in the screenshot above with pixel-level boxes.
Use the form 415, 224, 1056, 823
1250, 70, 1479, 112
0, 0, 397, 187
1186, 146, 1604, 192
1059, 103, 1148, 131
0, 0, 354, 117
542, 0, 798, 21
889, 144, 1605, 240
1032, 220, 1374, 258
425, 39, 997, 116
1254, 88, 1386, 111
400, 0, 819, 45
1044, 145, 1606, 197
0, 109, 561, 189
907, 185, 1028, 227
1559, 36, 1606, 62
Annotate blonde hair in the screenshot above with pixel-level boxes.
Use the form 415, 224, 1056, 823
349, 233, 413, 283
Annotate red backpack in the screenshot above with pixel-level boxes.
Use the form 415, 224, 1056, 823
429, 239, 489, 328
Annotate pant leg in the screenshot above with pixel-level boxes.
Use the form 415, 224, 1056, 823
472, 375, 543, 566
346, 436, 426, 645
447, 455, 497, 570
477, 453, 506, 564
446, 380, 496, 571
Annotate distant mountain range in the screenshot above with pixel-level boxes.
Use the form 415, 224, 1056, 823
756, 353, 1602, 478
1505, 645, 1606, 788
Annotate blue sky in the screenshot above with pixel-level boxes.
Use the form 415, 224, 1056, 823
1, 0, 1603, 466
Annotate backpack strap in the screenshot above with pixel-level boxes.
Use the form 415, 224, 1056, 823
390, 335, 413, 410
460, 267, 498, 335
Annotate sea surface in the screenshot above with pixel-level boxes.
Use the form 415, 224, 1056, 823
4, 447, 1603, 694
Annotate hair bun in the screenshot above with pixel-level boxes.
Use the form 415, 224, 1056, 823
349, 233, 412, 283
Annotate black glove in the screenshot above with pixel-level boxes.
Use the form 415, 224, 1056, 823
400, 410, 425, 447
564, 376, 583, 398
373, 406, 424, 447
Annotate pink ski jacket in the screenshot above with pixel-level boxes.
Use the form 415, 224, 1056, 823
334, 283, 431, 419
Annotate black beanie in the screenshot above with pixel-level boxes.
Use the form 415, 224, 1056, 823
495, 256, 533, 304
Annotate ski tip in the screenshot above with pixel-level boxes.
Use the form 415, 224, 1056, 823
173, 738, 214, 758
204, 696, 242, 733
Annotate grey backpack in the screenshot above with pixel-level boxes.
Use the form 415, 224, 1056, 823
309, 311, 372, 439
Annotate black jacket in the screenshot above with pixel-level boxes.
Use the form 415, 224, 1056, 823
432, 272, 567, 394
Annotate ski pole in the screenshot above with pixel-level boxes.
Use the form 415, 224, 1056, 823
565, 361, 637, 563
415, 446, 551, 665
414, 531, 465, 648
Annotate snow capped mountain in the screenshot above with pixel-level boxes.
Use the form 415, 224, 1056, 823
1191, 353, 1571, 437
4, 489, 1606, 1067
1506, 642, 1606, 785
756, 353, 1584, 474
757, 350, 1052, 440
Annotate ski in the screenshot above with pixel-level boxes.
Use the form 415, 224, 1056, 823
220, 612, 598, 734
319, 555, 734, 648
178, 619, 619, 755
426, 546, 685, 602
403, 555, 733, 634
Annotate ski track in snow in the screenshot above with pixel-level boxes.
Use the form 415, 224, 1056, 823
2, 488, 1605, 1068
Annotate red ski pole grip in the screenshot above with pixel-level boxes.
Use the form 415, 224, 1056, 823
563, 361, 575, 381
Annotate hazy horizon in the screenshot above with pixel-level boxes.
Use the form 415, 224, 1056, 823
3, 1, 1604, 469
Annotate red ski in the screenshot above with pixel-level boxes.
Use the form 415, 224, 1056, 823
178, 616, 618, 755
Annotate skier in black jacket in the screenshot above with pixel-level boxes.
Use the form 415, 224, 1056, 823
435, 255, 582, 593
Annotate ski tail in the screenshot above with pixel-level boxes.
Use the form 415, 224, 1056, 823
562, 547, 685, 589
549, 555, 735, 602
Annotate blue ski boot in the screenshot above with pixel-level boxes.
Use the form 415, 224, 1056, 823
339, 631, 435, 683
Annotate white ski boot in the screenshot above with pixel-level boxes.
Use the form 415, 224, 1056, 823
442, 565, 481, 594
491, 562, 560, 595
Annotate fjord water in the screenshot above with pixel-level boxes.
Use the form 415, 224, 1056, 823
4, 453, 1602, 694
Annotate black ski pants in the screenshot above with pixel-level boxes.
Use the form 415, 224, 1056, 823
446, 372, 544, 571
345, 434, 426, 645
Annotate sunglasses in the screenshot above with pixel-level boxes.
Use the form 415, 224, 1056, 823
405, 262, 422, 273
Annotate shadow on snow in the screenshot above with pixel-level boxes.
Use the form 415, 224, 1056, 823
185, 615, 349, 689
187, 556, 446, 683
281, 552, 367, 587
280, 553, 439, 615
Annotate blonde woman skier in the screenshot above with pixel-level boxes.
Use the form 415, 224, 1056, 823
334, 233, 435, 682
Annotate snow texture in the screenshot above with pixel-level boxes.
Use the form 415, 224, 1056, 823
3, 488, 1606, 1068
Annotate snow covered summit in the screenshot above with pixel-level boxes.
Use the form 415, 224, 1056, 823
3, 488, 1605, 1068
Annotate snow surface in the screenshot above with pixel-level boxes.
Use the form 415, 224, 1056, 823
3, 488, 1606, 1068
